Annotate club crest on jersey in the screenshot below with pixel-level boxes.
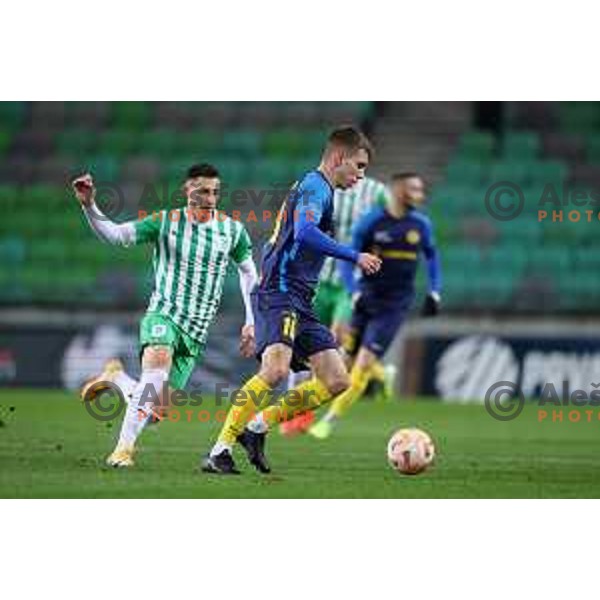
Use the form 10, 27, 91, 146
406, 229, 421, 245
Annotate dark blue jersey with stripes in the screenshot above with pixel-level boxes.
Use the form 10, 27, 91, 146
259, 170, 353, 304
340, 205, 441, 301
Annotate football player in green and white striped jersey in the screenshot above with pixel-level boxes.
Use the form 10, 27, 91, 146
73, 164, 258, 468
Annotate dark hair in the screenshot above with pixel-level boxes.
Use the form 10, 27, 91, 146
391, 172, 421, 182
186, 163, 220, 179
326, 126, 374, 159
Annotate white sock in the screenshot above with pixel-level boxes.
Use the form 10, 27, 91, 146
323, 411, 338, 425
116, 368, 169, 448
210, 441, 232, 457
287, 370, 311, 391
246, 412, 268, 434
113, 371, 138, 400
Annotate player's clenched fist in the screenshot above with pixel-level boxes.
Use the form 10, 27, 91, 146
356, 252, 381, 275
71, 173, 96, 207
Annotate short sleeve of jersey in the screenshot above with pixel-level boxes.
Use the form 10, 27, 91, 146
230, 224, 253, 263
134, 214, 162, 245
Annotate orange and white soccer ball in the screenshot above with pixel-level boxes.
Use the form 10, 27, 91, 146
387, 428, 435, 475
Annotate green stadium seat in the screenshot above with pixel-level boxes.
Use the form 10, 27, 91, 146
111, 102, 151, 130
0, 102, 27, 129
0, 129, 12, 155
431, 185, 479, 218
443, 243, 482, 269
174, 131, 219, 156
529, 246, 570, 272
252, 159, 297, 188
489, 161, 530, 186
66, 102, 110, 128
57, 130, 96, 155
558, 102, 600, 133
0, 184, 21, 211
137, 129, 178, 157
163, 157, 192, 182
29, 239, 69, 265
558, 273, 599, 311
502, 132, 540, 160
486, 245, 528, 272
446, 161, 486, 187
97, 130, 138, 156
220, 130, 262, 158
18, 266, 52, 295
586, 135, 600, 163
456, 131, 495, 161
74, 155, 120, 181
527, 161, 568, 187
292, 157, 315, 178
477, 269, 515, 307
264, 130, 304, 158
496, 218, 543, 243
0, 236, 26, 266
25, 184, 65, 207
215, 158, 251, 189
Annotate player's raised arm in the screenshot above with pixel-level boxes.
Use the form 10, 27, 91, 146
421, 217, 442, 316
72, 173, 155, 247
293, 188, 381, 275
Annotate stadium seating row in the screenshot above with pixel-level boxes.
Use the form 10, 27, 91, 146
0, 128, 329, 159
0, 101, 375, 130
0, 155, 314, 186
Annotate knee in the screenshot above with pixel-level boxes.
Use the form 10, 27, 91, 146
326, 372, 351, 397
143, 345, 172, 371
259, 362, 289, 388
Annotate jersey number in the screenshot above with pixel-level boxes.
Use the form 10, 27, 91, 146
281, 311, 298, 342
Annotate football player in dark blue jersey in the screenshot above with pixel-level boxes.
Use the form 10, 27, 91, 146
309, 172, 442, 439
202, 127, 381, 474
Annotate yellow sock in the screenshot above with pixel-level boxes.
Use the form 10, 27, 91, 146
218, 375, 273, 445
370, 360, 385, 383
260, 378, 332, 428
329, 364, 372, 419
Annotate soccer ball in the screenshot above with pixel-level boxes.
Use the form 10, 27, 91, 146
387, 428, 435, 475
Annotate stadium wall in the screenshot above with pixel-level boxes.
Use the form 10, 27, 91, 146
399, 317, 600, 402
3, 310, 600, 406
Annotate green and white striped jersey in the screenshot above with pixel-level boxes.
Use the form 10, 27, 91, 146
320, 177, 389, 285
134, 209, 252, 344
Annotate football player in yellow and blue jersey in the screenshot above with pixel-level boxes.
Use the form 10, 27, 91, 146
201, 127, 381, 474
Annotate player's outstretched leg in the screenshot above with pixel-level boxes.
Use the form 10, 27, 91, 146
309, 347, 376, 439
242, 348, 350, 455
107, 346, 171, 468
80, 359, 137, 403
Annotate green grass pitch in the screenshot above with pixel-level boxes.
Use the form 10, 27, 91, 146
1, 389, 600, 498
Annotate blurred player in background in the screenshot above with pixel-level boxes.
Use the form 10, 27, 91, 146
202, 127, 382, 475
73, 164, 258, 467
309, 172, 442, 439
282, 176, 393, 436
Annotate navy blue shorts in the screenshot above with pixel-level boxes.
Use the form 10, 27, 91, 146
252, 290, 338, 372
345, 294, 412, 359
